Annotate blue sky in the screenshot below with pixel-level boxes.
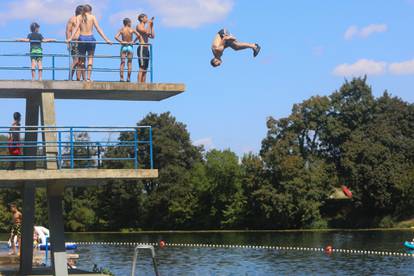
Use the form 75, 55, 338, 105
0, 0, 414, 156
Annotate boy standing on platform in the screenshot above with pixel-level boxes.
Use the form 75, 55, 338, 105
17, 22, 56, 80
136, 14, 155, 83
115, 18, 142, 82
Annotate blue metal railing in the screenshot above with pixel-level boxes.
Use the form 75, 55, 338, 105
0, 40, 153, 82
0, 126, 154, 170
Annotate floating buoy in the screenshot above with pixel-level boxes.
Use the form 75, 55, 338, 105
341, 185, 353, 198
159, 240, 166, 248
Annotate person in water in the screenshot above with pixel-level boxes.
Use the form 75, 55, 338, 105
8, 112, 22, 170
115, 18, 142, 82
9, 203, 22, 256
68, 4, 112, 81
136, 13, 155, 83
17, 23, 56, 80
210, 28, 261, 67
66, 5, 84, 81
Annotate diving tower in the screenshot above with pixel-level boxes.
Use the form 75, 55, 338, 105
0, 80, 184, 276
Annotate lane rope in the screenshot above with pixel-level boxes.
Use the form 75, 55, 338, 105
69, 241, 414, 258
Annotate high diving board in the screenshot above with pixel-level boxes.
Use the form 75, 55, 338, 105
0, 169, 158, 188
0, 80, 185, 101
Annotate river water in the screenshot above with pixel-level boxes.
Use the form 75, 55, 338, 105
71, 230, 414, 275
2, 230, 414, 275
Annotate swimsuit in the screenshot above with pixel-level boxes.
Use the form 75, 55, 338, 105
70, 42, 80, 57
120, 45, 134, 55
78, 35, 96, 57
218, 28, 237, 48
137, 45, 150, 70
11, 223, 21, 238
27, 32, 44, 61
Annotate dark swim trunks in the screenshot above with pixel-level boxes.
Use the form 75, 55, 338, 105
70, 42, 80, 57
137, 45, 150, 70
11, 223, 21, 238
218, 28, 237, 48
78, 35, 96, 57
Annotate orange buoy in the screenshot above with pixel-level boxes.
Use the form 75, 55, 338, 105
341, 185, 353, 199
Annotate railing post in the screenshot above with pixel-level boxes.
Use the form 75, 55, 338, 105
149, 127, 153, 170
68, 43, 71, 80
58, 131, 62, 169
134, 129, 139, 169
70, 128, 74, 169
52, 55, 55, 80
150, 44, 153, 83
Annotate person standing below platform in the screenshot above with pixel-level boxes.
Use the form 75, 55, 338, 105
68, 4, 112, 82
210, 28, 261, 67
17, 23, 56, 80
9, 203, 22, 256
115, 18, 142, 82
8, 112, 22, 170
136, 13, 155, 83
66, 5, 84, 81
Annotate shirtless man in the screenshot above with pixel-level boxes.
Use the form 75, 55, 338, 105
9, 203, 22, 256
211, 28, 261, 67
66, 5, 83, 80
67, 4, 112, 81
136, 13, 155, 83
115, 18, 141, 82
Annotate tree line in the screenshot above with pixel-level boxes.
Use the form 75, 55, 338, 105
0, 77, 413, 232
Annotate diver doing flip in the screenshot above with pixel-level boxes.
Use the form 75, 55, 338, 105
211, 28, 261, 67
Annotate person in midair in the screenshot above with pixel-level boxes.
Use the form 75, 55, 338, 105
136, 13, 155, 83
115, 18, 142, 82
210, 28, 261, 67
17, 23, 56, 80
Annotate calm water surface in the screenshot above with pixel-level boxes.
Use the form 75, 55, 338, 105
2, 231, 414, 275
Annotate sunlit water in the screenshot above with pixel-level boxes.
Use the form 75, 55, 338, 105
1, 231, 414, 275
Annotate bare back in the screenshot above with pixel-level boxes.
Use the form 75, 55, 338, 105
120, 27, 134, 43
212, 34, 224, 58
77, 13, 96, 36
67, 16, 80, 40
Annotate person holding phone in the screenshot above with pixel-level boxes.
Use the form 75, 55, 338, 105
136, 13, 155, 83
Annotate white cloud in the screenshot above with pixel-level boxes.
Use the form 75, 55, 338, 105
194, 137, 214, 150
333, 59, 387, 77
344, 24, 387, 40
146, 0, 234, 28
0, 0, 108, 25
109, 10, 143, 27
389, 59, 414, 75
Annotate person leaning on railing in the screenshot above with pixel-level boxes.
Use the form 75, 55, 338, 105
17, 22, 56, 81
67, 4, 112, 82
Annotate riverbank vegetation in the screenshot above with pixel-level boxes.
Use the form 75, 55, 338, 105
0, 77, 413, 231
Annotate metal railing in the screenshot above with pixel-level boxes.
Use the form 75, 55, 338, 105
0, 126, 154, 170
0, 40, 153, 82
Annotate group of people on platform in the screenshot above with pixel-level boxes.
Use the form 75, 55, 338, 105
18, 4, 154, 83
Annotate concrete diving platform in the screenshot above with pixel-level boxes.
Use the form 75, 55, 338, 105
0, 169, 158, 188
0, 80, 185, 101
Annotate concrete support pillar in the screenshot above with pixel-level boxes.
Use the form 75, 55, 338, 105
40, 92, 58, 170
47, 183, 68, 276
41, 92, 68, 276
20, 95, 40, 274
